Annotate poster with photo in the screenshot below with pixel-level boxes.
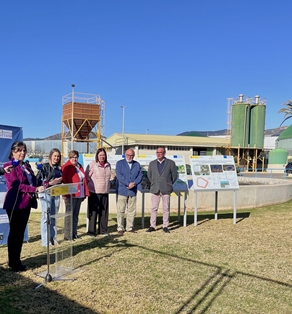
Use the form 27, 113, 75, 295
136, 155, 153, 191
189, 155, 239, 191
80, 153, 189, 193
136, 154, 188, 192
167, 155, 188, 192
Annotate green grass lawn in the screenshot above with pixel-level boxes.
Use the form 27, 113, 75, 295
0, 202, 292, 313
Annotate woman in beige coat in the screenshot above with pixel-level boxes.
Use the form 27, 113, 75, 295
86, 148, 111, 236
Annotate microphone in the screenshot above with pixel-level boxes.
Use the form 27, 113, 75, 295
24, 160, 32, 168
11, 159, 20, 168
36, 162, 48, 176
36, 162, 48, 183
36, 162, 44, 171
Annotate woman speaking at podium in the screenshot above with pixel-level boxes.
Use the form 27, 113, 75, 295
3, 141, 44, 272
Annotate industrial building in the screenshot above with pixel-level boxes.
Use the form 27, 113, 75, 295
276, 125, 292, 156
61, 86, 105, 159
24, 92, 286, 171
25, 93, 270, 167
103, 133, 229, 159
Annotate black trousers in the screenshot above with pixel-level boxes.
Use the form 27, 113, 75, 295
6, 206, 31, 267
88, 192, 109, 235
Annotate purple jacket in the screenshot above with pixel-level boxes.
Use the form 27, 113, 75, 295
3, 161, 38, 210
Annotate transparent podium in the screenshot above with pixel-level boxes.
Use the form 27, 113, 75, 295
36, 183, 80, 288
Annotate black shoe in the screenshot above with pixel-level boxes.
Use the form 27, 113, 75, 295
18, 264, 27, 271
74, 235, 82, 239
9, 263, 26, 272
87, 232, 96, 238
50, 237, 59, 245
163, 227, 170, 233
146, 227, 155, 232
9, 266, 20, 272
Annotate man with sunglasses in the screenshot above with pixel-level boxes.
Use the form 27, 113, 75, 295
147, 147, 178, 233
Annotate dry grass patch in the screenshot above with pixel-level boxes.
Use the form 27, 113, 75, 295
0, 202, 292, 313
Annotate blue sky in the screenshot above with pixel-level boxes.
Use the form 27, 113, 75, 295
1, 0, 292, 138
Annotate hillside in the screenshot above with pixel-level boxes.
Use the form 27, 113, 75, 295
178, 126, 287, 137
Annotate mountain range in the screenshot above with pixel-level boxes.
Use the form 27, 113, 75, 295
178, 126, 287, 137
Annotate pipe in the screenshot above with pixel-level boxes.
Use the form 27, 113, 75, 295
243, 104, 249, 147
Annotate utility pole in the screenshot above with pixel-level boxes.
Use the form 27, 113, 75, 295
120, 106, 126, 155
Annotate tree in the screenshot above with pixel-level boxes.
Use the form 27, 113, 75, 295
278, 100, 292, 126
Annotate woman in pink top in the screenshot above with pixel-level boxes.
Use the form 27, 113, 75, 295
86, 148, 111, 236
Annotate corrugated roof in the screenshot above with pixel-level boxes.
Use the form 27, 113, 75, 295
105, 133, 229, 147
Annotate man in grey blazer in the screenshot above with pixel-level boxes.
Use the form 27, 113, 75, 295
146, 147, 178, 233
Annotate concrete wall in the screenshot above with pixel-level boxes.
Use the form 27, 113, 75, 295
35, 177, 292, 213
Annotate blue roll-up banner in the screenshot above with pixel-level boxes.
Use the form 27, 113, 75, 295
0, 125, 28, 245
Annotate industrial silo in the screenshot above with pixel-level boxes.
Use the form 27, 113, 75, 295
231, 94, 250, 147
249, 96, 266, 149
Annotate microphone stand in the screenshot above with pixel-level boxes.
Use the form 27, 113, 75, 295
35, 166, 53, 289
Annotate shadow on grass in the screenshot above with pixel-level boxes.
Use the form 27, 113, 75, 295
21, 210, 251, 271
121, 241, 292, 313
22, 228, 132, 272
77, 221, 118, 236
10, 210, 289, 313
194, 211, 250, 226
5, 216, 290, 314
70, 235, 292, 313
0, 266, 100, 314
135, 211, 251, 230
73, 212, 292, 314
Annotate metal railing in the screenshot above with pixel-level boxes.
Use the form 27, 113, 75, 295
237, 167, 289, 179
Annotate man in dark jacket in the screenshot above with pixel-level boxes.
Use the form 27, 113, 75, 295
147, 147, 178, 233
116, 148, 142, 235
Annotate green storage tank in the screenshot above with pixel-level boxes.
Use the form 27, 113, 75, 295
250, 104, 266, 149
231, 102, 250, 147
268, 148, 288, 165
206, 148, 213, 156
277, 124, 292, 141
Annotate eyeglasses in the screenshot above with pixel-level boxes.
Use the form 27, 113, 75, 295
156, 151, 164, 154
70, 156, 78, 159
126, 154, 134, 157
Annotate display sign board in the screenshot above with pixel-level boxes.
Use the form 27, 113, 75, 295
168, 155, 188, 192
189, 155, 239, 191
49, 183, 80, 197
136, 154, 188, 192
79, 153, 188, 193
